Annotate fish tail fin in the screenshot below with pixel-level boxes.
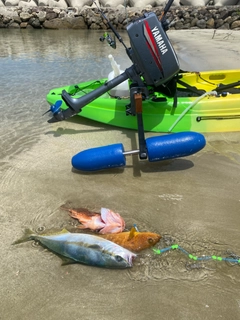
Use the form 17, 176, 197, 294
12, 228, 35, 245
60, 204, 70, 212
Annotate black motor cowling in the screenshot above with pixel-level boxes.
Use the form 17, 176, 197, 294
127, 12, 180, 87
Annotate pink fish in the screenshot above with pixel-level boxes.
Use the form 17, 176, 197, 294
61, 206, 125, 234
99, 208, 125, 234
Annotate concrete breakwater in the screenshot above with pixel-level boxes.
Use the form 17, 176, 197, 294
1, 5, 240, 30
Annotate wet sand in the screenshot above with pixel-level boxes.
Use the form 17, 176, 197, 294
169, 29, 240, 71
1, 29, 240, 320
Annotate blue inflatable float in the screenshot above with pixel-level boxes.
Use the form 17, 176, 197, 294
71, 131, 206, 171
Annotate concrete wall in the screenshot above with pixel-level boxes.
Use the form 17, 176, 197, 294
1, 0, 240, 7
1, 5, 240, 29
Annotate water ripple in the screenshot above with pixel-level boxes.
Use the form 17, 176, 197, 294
127, 237, 240, 283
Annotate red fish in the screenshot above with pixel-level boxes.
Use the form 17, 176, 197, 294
61, 206, 125, 234
99, 227, 161, 252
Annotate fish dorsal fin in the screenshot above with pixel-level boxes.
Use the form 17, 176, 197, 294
128, 227, 136, 241
12, 228, 70, 245
39, 228, 70, 236
41, 228, 70, 236
57, 228, 70, 235
88, 244, 102, 250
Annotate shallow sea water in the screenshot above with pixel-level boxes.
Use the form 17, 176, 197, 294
1, 28, 240, 320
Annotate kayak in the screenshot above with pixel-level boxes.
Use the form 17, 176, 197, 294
46, 69, 240, 133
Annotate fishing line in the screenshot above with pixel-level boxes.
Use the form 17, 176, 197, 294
153, 244, 240, 265
133, 224, 139, 232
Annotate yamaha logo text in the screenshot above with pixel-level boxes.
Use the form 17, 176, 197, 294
151, 26, 168, 55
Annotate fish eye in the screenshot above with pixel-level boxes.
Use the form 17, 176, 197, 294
115, 255, 124, 262
148, 237, 154, 244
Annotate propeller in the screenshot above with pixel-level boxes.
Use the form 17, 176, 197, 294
42, 100, 62, 116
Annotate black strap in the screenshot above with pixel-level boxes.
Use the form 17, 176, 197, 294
215, 80, 240, 93
173, 91, 177, 108
177, 79, 205, 96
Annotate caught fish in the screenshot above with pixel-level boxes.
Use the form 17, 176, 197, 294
99, 227, 161, 252
61, 206, 125, 234
13, 229, 136, 269
66, 207, 105, 231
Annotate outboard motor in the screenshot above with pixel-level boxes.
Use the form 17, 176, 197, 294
47, 7, 180, 123
127, 12, 179, 87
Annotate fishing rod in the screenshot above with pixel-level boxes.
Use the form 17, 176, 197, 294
95, 0, 174, 51
159, 0, 174, 20
93, 0, 128, 51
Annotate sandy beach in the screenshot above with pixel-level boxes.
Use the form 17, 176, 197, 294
1, 28, 240, 320
170, 29, 240, 71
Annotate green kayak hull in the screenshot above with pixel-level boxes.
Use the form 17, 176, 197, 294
46, 70, 240, 133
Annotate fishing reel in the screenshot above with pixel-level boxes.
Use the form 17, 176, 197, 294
99, 32, 116, 49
